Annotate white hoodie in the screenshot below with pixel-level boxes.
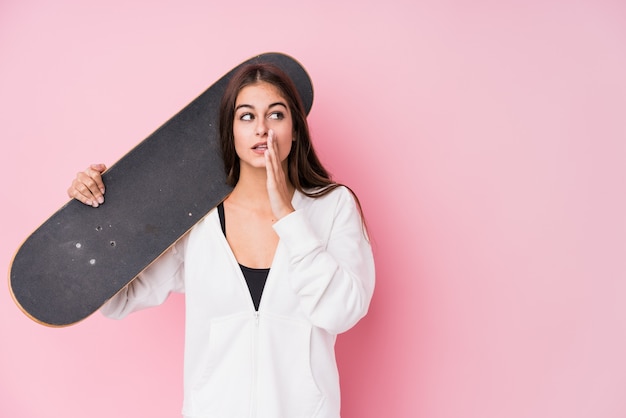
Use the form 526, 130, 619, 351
102, 186, 376, 418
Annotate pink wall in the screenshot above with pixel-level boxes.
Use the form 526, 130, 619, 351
2, 0, 625, 417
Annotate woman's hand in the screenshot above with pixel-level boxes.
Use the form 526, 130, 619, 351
67, 163, 107, 207
265, 130, 295, 220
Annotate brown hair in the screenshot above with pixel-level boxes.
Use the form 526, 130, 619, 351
218, 62, 339, 198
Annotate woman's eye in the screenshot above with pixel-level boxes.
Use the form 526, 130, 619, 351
268, 112, 284, 120
239, 113, 253, 121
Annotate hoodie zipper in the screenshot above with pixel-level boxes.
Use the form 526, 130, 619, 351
249, 310, 260, 418
250, 264, 272, 417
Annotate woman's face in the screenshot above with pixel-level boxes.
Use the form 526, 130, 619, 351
233, 81, 294, 174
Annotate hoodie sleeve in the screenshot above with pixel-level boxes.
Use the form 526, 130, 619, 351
100, 236, 187, 319
272, 187, 375, 335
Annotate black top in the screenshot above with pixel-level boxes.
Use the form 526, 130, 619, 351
217, 202, 269, 311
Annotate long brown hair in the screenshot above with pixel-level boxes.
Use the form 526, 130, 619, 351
219, 62, 339, 198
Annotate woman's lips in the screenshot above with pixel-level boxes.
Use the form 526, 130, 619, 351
252, 142, 268, 153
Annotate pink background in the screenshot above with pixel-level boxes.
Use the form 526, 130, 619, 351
1, 0, 625, 417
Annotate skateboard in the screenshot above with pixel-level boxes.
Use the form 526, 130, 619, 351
9, 52, 314, 327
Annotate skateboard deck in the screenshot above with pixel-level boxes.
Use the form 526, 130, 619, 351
9, 52, 314, 327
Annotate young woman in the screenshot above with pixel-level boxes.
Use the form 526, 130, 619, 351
68, 63, 375, 418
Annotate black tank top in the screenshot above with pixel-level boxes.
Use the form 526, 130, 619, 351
217, 202, 269, 311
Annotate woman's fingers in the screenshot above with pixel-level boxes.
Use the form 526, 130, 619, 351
265, 130, 294, 220
67, 164, 107, 207
265, 130, 283, 187
87, 163, 107, 194
264, 132, 277, 182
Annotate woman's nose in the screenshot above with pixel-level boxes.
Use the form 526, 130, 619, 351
255, 119, 267, 136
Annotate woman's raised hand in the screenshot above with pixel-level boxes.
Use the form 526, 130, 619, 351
67, 163, 107, 207
264, 130, 294, 220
